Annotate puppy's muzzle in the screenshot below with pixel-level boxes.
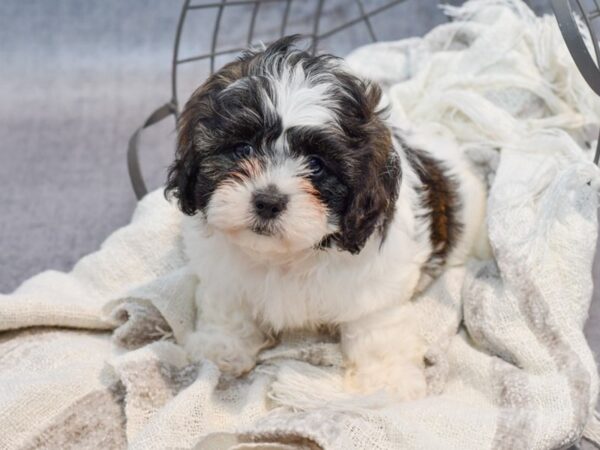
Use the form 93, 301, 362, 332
252, 184, 288, 220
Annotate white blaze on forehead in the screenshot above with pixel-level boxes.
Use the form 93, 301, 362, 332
268, 64, 338, 129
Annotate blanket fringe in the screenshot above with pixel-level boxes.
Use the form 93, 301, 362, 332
583, 410, 600, 448
441, 0, 535, 22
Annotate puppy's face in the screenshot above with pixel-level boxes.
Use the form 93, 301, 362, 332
166, 37, 400, 256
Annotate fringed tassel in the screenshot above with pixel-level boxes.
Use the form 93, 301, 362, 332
583, 410, 600, 448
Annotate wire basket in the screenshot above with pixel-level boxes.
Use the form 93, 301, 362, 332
127, 0, 440, 199
552, 0, 600, 164
128, 0, 594, 199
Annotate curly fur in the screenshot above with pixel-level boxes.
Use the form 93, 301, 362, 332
165, 36, 488, 399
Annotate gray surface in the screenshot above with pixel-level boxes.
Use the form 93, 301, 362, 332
0, 0, 598, 447
0, 0, 458, 293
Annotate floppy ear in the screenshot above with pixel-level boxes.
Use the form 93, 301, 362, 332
164, 55, 254, 215
164, 120, 201, 215
337, 145, 401, 254
336, 82, 401, 254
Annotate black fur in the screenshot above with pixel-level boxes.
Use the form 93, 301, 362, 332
400, 135, 463, 275
165, 35, 401, 254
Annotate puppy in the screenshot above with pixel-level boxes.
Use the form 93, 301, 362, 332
165, 36, 487, 400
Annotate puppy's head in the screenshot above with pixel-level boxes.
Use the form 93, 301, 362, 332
165, 36, 400, 256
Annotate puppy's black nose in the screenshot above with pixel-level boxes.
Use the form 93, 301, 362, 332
253, 185, 288, 220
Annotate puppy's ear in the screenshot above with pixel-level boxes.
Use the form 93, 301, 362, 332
164, 55, 254, 215
336, 82, 401, 254
165, 123, 201, 216
337, 145, 401, 254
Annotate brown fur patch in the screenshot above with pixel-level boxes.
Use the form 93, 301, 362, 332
232, 157, 264, 182
298, 178, 328, 215
404, 145, 462, 277
334, 87, 401, 254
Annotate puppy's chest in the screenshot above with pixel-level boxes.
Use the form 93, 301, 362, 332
196, 241, 423, 330
242, 260, 368, 327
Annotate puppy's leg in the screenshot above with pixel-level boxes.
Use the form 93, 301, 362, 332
341, 305, 427, 400
185, 288, 268, 377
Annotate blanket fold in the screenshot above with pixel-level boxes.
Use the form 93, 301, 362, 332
1, 1, 600, 449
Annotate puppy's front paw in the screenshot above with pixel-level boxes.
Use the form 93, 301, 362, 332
185, 330, 256, 377
344, 359, 427, 401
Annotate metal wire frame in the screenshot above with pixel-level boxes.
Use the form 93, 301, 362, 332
552, 0, 600, 164
128, 0, 574, 199
128, 0, 412, 198
171, 0, 408, 113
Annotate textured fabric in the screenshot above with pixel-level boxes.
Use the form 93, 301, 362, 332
1, 1, 599, 449
0, 329, 125, 449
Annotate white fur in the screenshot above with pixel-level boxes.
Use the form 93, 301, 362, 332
268, 63, 339, 129
206, 157, 337, 255
182, 57, 488, 398
182, 123, 487, 399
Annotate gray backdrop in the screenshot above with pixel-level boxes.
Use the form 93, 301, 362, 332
1, 0, 598, 441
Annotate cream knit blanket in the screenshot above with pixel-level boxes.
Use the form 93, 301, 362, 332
1, 1, 600, 449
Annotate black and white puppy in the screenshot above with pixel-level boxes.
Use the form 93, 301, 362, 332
165, 36, 488, 400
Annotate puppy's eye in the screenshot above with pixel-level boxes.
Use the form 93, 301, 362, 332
307, 156, 325, 177
232, 143, 254, 159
